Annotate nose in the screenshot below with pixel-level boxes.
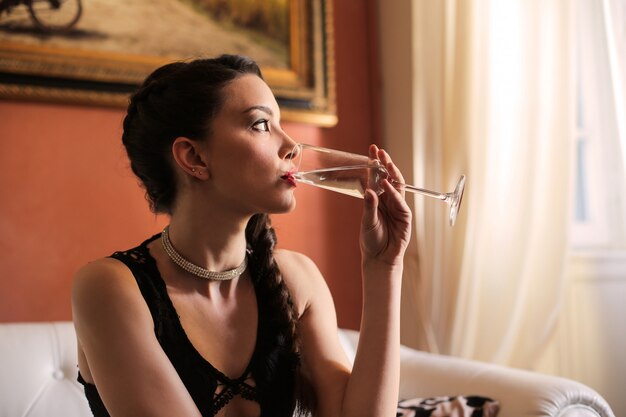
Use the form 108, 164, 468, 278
285, 143, 300, 163
280, 133, 300, 161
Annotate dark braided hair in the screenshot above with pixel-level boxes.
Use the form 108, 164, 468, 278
122, 55, 262, 214
121, 55, 313, 416
246, 213, 315, 416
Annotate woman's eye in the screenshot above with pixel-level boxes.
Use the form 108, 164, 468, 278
252, 120, 270, 132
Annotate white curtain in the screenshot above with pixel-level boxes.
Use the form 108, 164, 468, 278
602, 0, 626, 179
382, 0, 575, 368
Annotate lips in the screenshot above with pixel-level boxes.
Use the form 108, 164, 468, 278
281, 171, 297, 187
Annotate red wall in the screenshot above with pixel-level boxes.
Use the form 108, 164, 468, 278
0, 0, 379, 330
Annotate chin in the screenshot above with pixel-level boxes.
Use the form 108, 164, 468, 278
268, 194, 297, 214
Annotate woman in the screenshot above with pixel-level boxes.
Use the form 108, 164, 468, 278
72, 54, 411, 417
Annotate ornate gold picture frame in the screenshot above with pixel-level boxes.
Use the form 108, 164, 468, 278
0, 0, 336, 126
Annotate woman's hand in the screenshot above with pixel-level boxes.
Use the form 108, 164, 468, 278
360, 144, 412, 267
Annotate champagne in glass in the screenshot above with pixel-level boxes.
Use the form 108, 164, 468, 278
294, 164, 387, 198
285, 144, 466, 226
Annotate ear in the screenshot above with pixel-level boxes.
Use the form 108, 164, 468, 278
171, 137, 210, 179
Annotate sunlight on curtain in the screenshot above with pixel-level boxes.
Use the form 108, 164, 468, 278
400, 0, 575, 368
602, 0, 626, 181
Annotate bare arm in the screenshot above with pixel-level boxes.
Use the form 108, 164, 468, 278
280, 145, 412, 417
346, 146, 411, 416
72, 258, 202, 417
280, 252, 404, 417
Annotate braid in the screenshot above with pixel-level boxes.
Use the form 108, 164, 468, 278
246, 214, 314, 416
122, 70, 181, 213
246, 213, 299, 343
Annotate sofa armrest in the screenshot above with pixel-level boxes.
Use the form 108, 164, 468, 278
338, 329, 615, 417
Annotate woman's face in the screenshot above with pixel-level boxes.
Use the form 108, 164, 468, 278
202, 74, 299, 215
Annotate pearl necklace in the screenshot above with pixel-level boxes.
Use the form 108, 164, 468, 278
161, 226, 248, 281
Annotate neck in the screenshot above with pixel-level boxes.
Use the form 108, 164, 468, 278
166, 204, 251, 275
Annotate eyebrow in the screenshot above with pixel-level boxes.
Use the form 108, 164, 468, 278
242, 105, 274, 116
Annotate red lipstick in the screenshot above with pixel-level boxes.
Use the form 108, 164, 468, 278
281, 171, 297, 187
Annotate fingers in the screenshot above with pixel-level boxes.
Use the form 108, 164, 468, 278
368, 144, 405, 183
378, 149, 406, 184
380, 179, 413, 230
361, 188, 380, 232
380, 178, 405, 207
369, 144, 379, 160
369, 145, 406, 199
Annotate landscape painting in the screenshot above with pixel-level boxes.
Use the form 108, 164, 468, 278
0, 0, 336, 126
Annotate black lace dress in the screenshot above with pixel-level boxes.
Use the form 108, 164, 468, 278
77, 233, 298, 417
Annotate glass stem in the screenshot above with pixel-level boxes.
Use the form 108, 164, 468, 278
390, 180, 450, 202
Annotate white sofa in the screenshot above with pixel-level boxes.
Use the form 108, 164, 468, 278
0, 321, 615, 417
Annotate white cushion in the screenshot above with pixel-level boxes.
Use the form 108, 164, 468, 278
0, 322, 90, 417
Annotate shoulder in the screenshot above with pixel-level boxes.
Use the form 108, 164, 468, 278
72, 257, 151, 329
72, 257, 137, 301
273, 249, 331, 318
274, 249, 319, 275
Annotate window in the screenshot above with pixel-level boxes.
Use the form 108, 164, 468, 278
570, 0, 626, 250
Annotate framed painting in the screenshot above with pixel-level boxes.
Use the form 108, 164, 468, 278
0, 0, 336, 126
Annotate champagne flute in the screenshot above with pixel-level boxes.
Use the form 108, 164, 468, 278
284, 143, 466, 226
